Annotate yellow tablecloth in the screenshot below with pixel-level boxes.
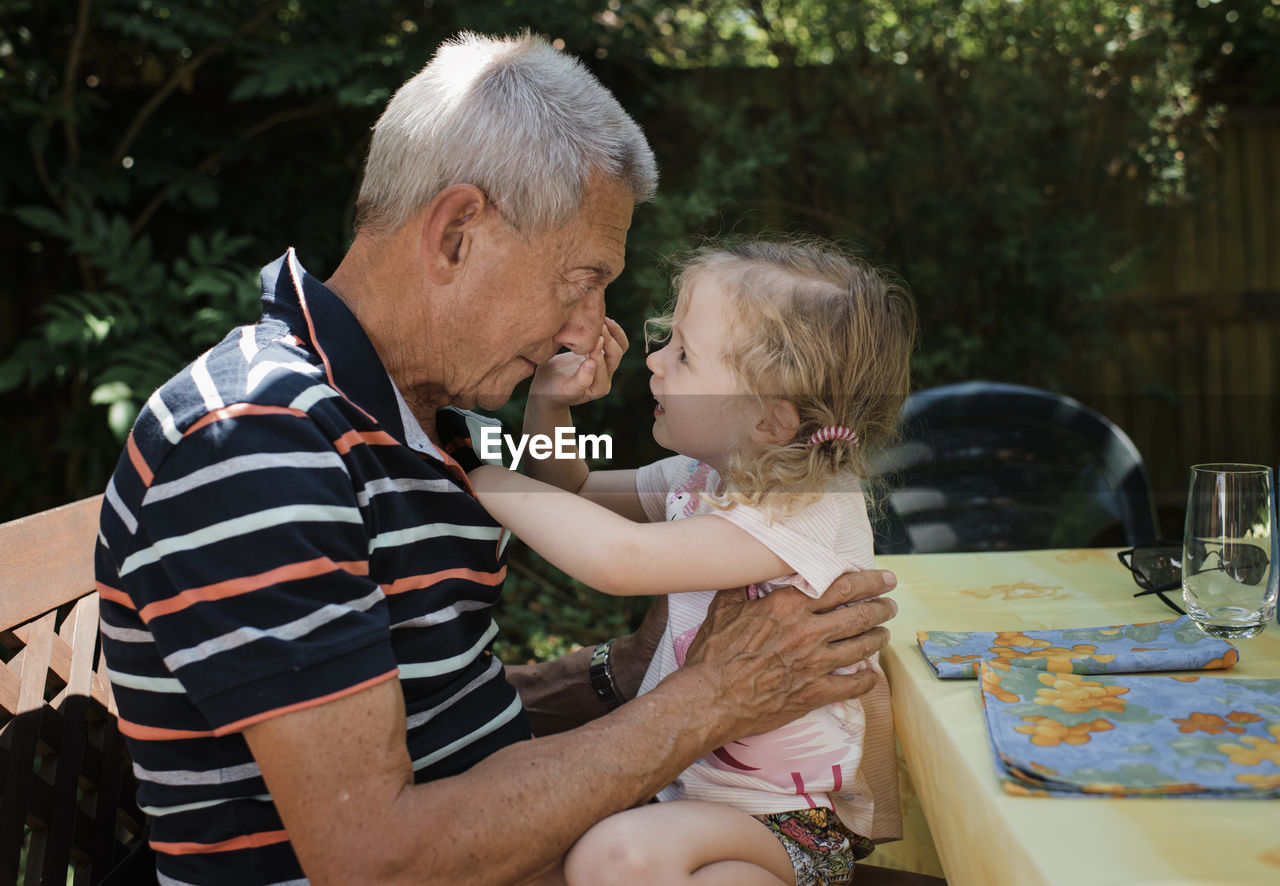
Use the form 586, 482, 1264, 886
875, 548, 1280, 886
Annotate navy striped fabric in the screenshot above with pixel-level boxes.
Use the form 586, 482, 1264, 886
95, 250, 530, 885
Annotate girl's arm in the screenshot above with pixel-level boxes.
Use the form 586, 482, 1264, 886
576, 468, 646, 523
471, 465, 789, 596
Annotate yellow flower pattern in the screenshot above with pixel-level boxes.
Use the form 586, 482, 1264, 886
981, 662, 1018, 704
1033, 672, 1129, 714
1236, 773, 1280, 790
1218, 724, 1280, 767
988, 643, 1117, 674
1174, 712, 1247, 735
1015, 715, 1114, 746
992, 631, 1052, 648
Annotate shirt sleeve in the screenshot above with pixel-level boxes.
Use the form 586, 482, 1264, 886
121, 409, 397, 733
636, 455, 695, 523
713, 487, 874, 599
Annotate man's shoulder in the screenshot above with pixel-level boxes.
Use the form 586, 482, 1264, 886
145, 325, 334, 434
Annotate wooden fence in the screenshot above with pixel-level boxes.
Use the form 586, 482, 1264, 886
1064, 113, 1280, 532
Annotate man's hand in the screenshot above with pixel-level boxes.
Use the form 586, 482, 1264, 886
528, 317, 627, 408
680, 569, 897, 739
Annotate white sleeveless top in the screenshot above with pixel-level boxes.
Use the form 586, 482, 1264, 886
635, 456, 902, 841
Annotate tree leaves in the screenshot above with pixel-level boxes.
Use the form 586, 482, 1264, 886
230, 44, 367, 101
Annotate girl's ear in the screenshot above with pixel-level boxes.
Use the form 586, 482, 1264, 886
752, 399, 800, 447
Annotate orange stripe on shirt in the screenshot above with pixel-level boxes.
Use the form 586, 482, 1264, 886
117, 717, 217, 741
211, 669, 399, 736
118, 671, 398, 742
138, 557, 370, 622
96, 582, 137, 610
126, 433, 154, 487
382, 565, 506, 596
332, 428, 400, 455
185, 403, 308, 437
151, 829, 291, 856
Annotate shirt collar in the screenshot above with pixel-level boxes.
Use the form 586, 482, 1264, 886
260, 248, 408, 443
259, 249, 500, 468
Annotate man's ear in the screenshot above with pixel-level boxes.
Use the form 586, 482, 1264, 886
752, 399, 800, 447
420, 184, 488, 284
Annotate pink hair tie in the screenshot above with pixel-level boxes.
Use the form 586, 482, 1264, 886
807, 425, 859, 447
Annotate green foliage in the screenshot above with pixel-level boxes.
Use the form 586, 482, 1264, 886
0, 0, 441, 516
490, 544, 644, 665
1176, 0, 1280, 107
602, 1, 1222, 391
2, 215, 258, 438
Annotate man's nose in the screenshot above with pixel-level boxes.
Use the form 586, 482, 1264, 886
553, 292, 607, 355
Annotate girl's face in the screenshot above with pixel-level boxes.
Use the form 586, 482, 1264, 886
645, 272, 763, 471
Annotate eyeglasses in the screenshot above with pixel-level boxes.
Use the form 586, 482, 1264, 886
1117, 542, 1184, 615
1117, 539, 1272, 616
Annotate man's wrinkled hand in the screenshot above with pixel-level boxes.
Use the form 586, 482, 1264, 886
681, 569, 898, 738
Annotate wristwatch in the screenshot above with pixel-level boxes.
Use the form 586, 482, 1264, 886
589, 639, 625, 711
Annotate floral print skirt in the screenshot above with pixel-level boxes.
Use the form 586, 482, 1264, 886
754, 807, 874, 886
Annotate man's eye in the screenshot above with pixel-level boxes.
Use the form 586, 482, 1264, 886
677, 348, 688, 363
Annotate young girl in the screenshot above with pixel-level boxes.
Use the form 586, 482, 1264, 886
470, 239, 915, 886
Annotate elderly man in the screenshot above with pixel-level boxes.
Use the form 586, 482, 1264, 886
95, 32, 897, 886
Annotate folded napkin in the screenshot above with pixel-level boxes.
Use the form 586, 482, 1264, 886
917, 616, 1238, 678
978, 661, 1280, 798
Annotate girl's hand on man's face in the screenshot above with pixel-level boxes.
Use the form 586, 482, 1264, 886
529, 317, 629, 408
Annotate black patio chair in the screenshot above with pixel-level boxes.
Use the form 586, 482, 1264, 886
871, 381, 1160, 554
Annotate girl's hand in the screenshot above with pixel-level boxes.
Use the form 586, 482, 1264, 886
528, 317, 628, 408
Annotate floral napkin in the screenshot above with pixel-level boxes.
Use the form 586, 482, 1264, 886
978, 662, 1280, 797
917, 616, 1238, 678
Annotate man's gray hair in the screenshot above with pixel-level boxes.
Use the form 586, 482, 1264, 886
355, 31, 657, 235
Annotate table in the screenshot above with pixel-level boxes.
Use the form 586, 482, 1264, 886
874, 548, 1280, 886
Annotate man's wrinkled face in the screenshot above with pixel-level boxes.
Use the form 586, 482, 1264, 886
444, 176, 633, 410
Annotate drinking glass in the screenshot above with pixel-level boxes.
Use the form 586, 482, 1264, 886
1181, 463, 1278, 638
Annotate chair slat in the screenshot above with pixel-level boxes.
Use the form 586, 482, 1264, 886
1, 611, 57, 885
12, 612, 57, 717
64, 596, 101, 697
42, 596, 102, 881
47, 596, 99, 709
0, 661, 20, 716
0, 496, 103, 629
89, 716, 139, 878
45, 692, 91, 884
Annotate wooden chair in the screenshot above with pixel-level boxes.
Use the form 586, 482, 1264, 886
873, 381, 1160, 554
1, 495, 144, 886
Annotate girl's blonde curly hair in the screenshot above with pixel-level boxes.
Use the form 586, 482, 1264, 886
646, 237, 917, 518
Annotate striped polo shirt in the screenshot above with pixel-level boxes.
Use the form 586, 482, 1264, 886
95, 249, 530, 885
